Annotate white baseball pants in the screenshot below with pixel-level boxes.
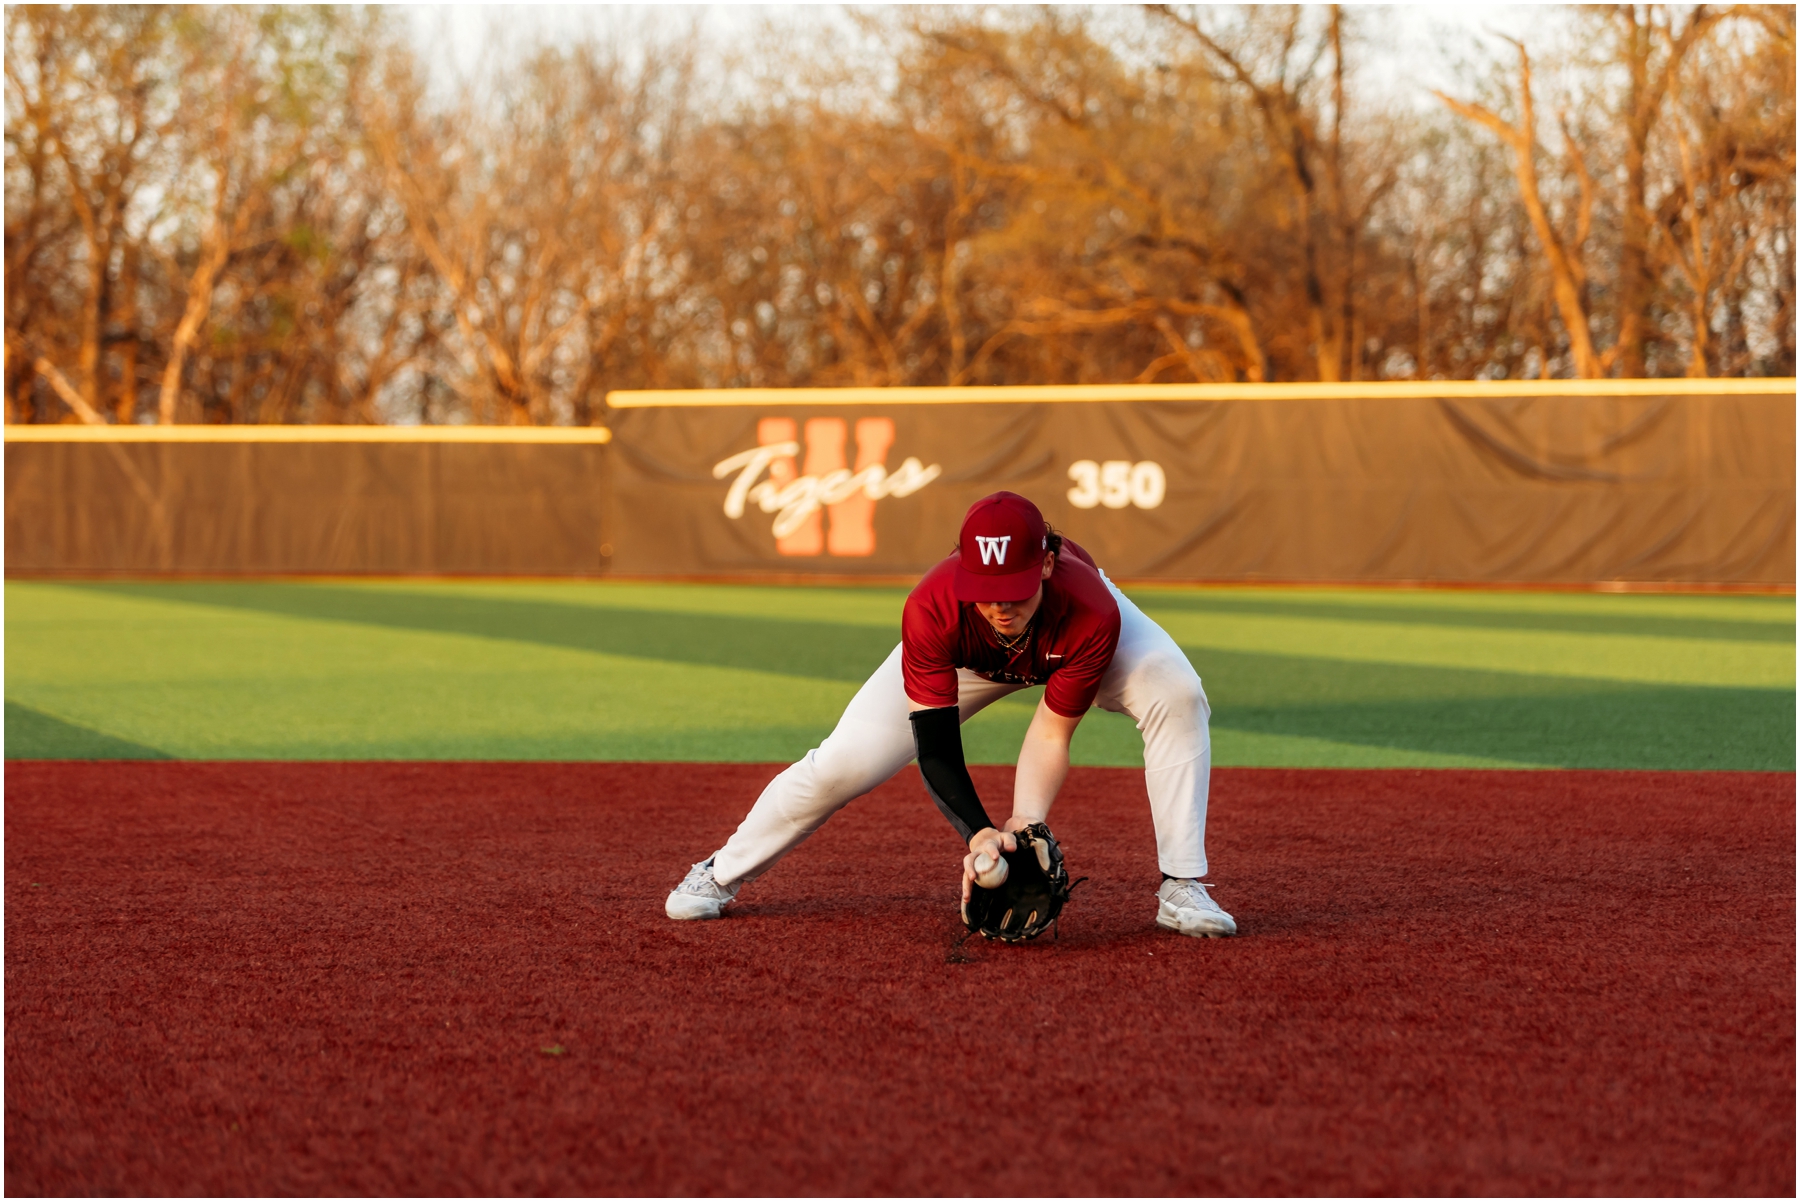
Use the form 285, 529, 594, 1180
709, 578, 1213, 887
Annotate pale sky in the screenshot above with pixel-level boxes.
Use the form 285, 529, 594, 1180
406, 4, 1567, 113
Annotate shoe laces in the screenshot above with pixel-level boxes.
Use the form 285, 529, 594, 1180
679, 859, 740, 901
1165, 879, 1223, 913
679, 860, 722, 898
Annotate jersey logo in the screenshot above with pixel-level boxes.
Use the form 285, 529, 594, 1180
975, 535, 1012, 565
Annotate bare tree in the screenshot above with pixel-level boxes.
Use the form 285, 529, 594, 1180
5, 6, 180, 420
1652, 6, 1796, 375
358, 24, 700, 424
1150, 4, 1395, 381
1437, 40, 1611, 378
5, 3, 1792, 423
1606, 5, 1722, 377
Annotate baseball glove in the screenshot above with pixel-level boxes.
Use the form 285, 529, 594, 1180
962, 822, 1075, 942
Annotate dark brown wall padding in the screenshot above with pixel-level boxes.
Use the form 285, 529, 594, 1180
606, 387, 1794, 585
4, 440, 612, 575
5, 384, 1793, 584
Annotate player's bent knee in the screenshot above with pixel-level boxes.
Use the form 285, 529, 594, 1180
1136, 657, 1207, 724
792, 746, 893, 811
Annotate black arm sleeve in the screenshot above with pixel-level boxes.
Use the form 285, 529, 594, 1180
909, 705, 995, 844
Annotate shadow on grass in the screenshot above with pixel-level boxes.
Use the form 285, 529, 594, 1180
81, 582, 899, 683
1192, 648, 1795, 771
67, 583, 1797, 771
1128, 591, 1795, 644
5, 701, 171, 760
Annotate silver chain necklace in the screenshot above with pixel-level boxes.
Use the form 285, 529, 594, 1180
990, 616, 1034, 655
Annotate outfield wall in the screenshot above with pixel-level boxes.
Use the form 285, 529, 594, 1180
3, 427, 615, 575
5, 381, 1794, 584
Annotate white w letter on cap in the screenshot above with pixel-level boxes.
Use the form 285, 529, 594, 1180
976, 535, 1011, 565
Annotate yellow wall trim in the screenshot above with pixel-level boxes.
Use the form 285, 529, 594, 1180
607, 379, 1798, 407
4, 425, 613, 444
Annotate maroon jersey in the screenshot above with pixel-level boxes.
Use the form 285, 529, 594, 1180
902, 539, 1122, 718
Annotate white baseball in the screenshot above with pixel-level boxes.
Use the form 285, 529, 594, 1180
973, 850, 1009, 890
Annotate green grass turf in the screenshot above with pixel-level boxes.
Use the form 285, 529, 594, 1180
4, 579, 1793, 770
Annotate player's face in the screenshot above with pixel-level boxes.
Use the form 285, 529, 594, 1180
972, 553, 1056, 635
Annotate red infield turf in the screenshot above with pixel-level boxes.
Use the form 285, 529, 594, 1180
4, 762, 1793, 1196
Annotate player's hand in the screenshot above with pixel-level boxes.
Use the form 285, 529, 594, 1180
963, 827, 1017, 904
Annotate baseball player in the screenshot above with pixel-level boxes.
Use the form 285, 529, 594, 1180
665, 490, 1236, 938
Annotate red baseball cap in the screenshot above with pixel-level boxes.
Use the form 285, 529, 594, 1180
953, 492, 1049, 602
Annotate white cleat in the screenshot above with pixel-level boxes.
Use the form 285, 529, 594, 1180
665, 856, 740, 920
1156, 878, 1237, 938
